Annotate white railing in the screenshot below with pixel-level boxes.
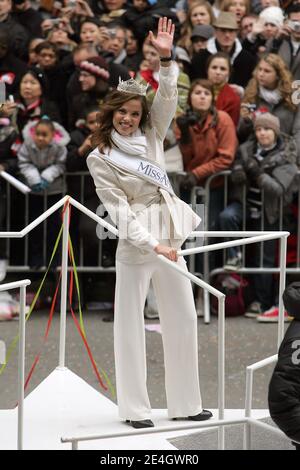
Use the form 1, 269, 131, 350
0, 279, 31, 450
0, 195, 289, 450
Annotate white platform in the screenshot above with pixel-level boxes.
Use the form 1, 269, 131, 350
0, 367, 269, 450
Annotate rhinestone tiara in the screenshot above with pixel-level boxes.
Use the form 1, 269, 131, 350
117, 77, 148, 96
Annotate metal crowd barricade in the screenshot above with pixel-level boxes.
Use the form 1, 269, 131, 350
2, 170, 300, 321
0, 188, 292, 449
2, 172, 118, 274
188, 170, 300, 324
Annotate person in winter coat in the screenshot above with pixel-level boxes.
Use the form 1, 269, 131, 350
268, 281, 300, 450
176, 78, 238, 231
18, 117, 68, 269
219, 112, 298, 317
68, 56, 111, 130
176, 77, 237, 277
13, 68, 62, 137
0, 30, 27, 98
265, 4, 300, 80
87, 17, 212, 429
34, 41, 73, 127
206, 52, 240, 126
239, 53, 300, 165
190, 12, 257, 87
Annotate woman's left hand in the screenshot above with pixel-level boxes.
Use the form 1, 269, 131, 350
148, 17, 175, 58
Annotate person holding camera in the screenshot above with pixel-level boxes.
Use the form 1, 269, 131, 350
176, 78, 237, 279
242, 6, 284, 57
238, 53, 300, 166
105, 24, 128, 66
11, 0, 43, 39
265, 4, 300, 80
219, 112, 298, 318
176, 78, 237, 223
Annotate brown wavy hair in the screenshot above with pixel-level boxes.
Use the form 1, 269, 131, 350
221, 0, 250, 16
243, 53, 296, 111
177, 0, 215, 56
188, 79, 215, 106
91, 90, 150, 153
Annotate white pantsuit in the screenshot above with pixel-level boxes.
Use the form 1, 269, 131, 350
114, 256, 202, 420
87, 62, 204, 422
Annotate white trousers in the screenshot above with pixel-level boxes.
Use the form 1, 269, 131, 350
114, 256, 203, 420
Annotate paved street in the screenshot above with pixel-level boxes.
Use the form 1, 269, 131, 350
0, 306, 284, 412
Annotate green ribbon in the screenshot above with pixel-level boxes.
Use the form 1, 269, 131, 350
0, 223, 63, 375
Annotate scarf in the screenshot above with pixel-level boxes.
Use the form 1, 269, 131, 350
259, 86, 282, 106
140, 69, 159, 90
111, 128, 148, 158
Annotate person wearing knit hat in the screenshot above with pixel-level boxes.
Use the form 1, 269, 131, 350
219, 109, 298, 317
70, 57, 111, 128
254, 112, 280, 138
259, 6, 284, 28
79, 56, 110, 82
259, 6, 284, 39
262, 4, 300, 80
243, 7, 284, 54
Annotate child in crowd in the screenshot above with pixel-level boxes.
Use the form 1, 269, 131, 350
219, 112, 298, 320
268, 281, 300, 450
17, 117, 68, 269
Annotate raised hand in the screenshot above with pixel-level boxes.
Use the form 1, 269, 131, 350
148, 17, 175, 58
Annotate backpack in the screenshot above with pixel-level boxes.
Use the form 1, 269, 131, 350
211, 273, 249, 317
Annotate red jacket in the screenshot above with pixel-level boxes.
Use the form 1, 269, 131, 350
216, 84, 240, 127
178, 110, 238, 184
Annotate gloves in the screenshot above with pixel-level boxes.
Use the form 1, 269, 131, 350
40, 178, 50, 190
179, 172, 198, 190
231, 166, 247, 184
31, 179, 50, 193
31, 183, 43, 193
176, 111, 199, 145
231, 169, 247, 184
245, 158, 263, 180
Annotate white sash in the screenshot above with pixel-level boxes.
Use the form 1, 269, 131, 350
102, 147, 175, 196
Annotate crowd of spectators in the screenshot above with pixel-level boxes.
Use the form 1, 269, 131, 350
0, 0, 300, 321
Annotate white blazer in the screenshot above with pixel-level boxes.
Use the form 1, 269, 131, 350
87, 63, 200, 264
